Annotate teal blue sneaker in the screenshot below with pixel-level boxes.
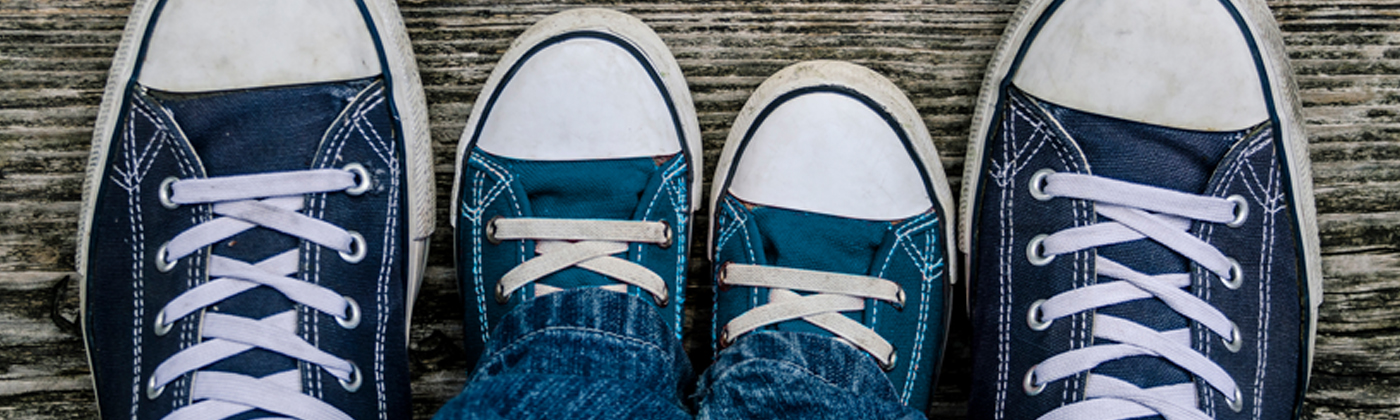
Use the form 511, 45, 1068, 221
707, 60, 957, 411
449, 9, 702, 370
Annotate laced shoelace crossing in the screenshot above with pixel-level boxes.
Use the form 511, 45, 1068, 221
717, 263, 906, 369
147, 165, 373, 420
1022, 170, 1249, 420
486, 217, 673, 305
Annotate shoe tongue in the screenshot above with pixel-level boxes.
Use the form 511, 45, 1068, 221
511, 156, 659, 220
1039, 100, 1239, 391
748, 206, 889, 336
505, 155, 665, 290
152, 79, 372, 379
158, 79, 373, 178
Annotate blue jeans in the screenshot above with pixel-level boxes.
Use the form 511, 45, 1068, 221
432, 288, 926, 420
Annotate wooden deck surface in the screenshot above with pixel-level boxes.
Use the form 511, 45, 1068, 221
3, 0, 1400, 418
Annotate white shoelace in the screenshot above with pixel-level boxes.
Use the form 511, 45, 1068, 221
717, 263, 905, 369
146, 165, 373, 420
487, 217, 673, 305
1023, 170, 1248, 420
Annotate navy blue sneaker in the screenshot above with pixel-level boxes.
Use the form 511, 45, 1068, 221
707, 61, 957, 411
959, 0, 1321, 419
450, 9, 702, 370
77, 0, 433, 418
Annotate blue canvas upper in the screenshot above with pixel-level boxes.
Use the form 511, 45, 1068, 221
455, 149, 692, 370
966, 86, 1305, 419
83, 77, 413, 419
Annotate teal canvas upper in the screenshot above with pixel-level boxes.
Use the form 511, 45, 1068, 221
710, 195, 950, 409
455, 148, 692, 370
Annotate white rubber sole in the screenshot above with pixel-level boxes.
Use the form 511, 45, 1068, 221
956, 0, 1321, 385
76, 0, 434, 396
708, 60, 958, 286
449, 8, 704, 223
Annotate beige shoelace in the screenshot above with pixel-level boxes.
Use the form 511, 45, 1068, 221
488, 217, 673, 305
717, 263, 905, 369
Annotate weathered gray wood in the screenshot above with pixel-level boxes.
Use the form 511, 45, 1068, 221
3, 0, 1400, 418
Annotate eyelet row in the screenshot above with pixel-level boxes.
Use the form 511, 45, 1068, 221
154, 231, 365, 275
1021, 169, 1248, 413
145, 362, 362, 400
146, 164, 373, 400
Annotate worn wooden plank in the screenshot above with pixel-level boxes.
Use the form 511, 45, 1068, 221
3, 0, 1400, 418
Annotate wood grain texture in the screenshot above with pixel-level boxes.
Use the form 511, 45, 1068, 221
2, 0, 1397, 418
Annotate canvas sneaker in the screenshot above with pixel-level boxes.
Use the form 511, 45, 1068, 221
76, 0, 433, 418
707, 60, 957, 411
958, 0, 1322, 418
449, 8, 702, 369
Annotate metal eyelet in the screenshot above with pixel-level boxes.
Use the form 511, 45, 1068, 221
494, 283, 509, 305
653, 289, 670, 307
1029, 169, 1055, 201
1026, 234, 1055, 266
339, 231, 366, 264
716, 262, 731, 290
1023, 365, 1045, 396
145, 375, 164, 400
893, 287, 906, 309
336, 296, 361, 329
153, 310, 173, 336
1223, 321, 1242, 353
1225, 387, 1243, 412
159, 176, 180, 209
719, 326, 733, 347
339, 362, 362, 393
1226, 194, 1249, 228
658, 221, 673, 249
879, 347, 898, 372
154, 242, 178, 273
485, 216, 502, 245
343, 163, 371, 196
1221, 258, 1243, 290
1027, 299, 1052, 331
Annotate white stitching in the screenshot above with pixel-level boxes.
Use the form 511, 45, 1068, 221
894, 219, 945, 404
352, 87, 397, 420
464, 152, 526, 341
1248, 129, 1281, 419
119, 99, 152, 418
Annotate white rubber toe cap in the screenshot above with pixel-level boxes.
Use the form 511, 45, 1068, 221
728, 91, 931, 221
138, 0, 381, 92
1012, 0, 1267, 131
475, 37, 681, 160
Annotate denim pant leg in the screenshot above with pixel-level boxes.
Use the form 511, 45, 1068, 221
696, 331, 926, 420
433, 288, 693, 420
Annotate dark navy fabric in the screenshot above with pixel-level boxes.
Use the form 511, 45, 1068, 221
158, 78, 374, 178
966, 86, 1306, 419
710, 195, 948, 411
455, 148, 691, 370
968, 88, 1095, 419
87, 85, 210, 420
84, 78, 412, 419
1192, 124, 1301, 420
1040, 100, 1234, 195
430, 288, 922, 420
1044, 98, 1243, 390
